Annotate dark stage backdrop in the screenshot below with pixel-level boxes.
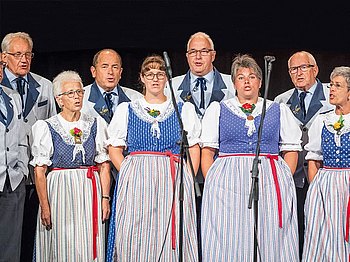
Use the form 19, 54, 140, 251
1, 0, 350, 99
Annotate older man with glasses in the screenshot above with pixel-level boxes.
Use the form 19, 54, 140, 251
274, 50, 334, 259
167, 31, 235, 119
1, 32, 57, 261
0, 50, 29, 262
164, 31, 235, 261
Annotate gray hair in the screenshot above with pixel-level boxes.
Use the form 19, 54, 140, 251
186, 32, 215, 51
288, 51, 317, 68
53, 70, 83, 97
1, 32, 33, 52
330, 66, 350, 91
231, 54, 262, 81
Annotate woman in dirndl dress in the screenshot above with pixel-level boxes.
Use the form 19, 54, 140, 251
302, 66, 350, 261
106, 55, 200, 261
31, 71, 111, 261
200, 54, 302, 261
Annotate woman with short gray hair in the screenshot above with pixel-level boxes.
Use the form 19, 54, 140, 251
303, 66, 350, 260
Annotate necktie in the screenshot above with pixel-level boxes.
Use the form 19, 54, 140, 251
195, 77, 207, 109
104, 92, 114, 118
0, 107, 6, 125
299, 91, 307, 119
16, 77, 25, 109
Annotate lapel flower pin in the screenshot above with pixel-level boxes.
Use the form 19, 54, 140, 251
99, 107, 109, 116
70, 127, 83, 144
329, 114, 344, 135
292, 105, 301, 115
184, 92, 192, 102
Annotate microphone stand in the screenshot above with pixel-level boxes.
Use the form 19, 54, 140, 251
163, 51, 201, 262
247, 55, 275, 262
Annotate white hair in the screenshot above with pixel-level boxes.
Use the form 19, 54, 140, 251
53, 70, 83, 97
1, 32, 33, 52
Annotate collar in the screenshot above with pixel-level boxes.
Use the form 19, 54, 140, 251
5, 68, 28, 83
96, 83, 119, 96
189, 70, 215, 85
296, 80, 317, 96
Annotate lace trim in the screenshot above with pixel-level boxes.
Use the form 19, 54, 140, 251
130, 100, 178, 139
223, 97, 274, 119
223, 97, 274, 137
130, 99, 175, 123
323, 111, 350, 135
323, 111, 350, 147
46, 113, 95, 145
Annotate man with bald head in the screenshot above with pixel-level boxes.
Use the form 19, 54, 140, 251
274, 51, 334, 258
82, 49, 141, 254
82, 48, 141, 124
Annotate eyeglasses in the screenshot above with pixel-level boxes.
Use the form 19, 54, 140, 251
58, 89, 85, 98
6, 52, 34, 60
288, 64, 314, 74
327, 83, 348, 90
187, 48, 213, 57
0, 61, 5, 68
144, 72, 166, 80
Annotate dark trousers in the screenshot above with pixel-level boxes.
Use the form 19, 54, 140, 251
296, 181, 309, 260
0, 177, 25, 262
20, 185, 39, 262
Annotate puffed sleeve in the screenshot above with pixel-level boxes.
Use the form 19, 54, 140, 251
279, 103, 303, 152
105, 102, 129, 148
304, 114, 324, 161
181, 102, 201, 147
30, 120, 53, 166
200, 101, 221, 149
95, 117, 110, 163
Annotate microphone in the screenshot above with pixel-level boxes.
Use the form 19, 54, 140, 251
264, 55, 276, 62
163, 51, 173, 79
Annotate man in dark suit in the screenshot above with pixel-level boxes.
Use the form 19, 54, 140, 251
1, 32, 57, 262
274, 51, 334, 259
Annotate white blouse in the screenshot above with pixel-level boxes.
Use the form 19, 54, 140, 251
305, 110, 350, 161
106, 97, 201, 148
30, 113, 109, 167
200, 97, 302, 152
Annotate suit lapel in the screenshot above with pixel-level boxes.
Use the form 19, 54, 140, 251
305, 80, 325, 123
178, 72, 203, 117
23, 73, 40, 118
89, 82, 111, 123
0, 74, 12, 90
209, 68, 226, 104
287, 88, 305, 123
0, 88, 14, 127
117, 85, 131, 105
